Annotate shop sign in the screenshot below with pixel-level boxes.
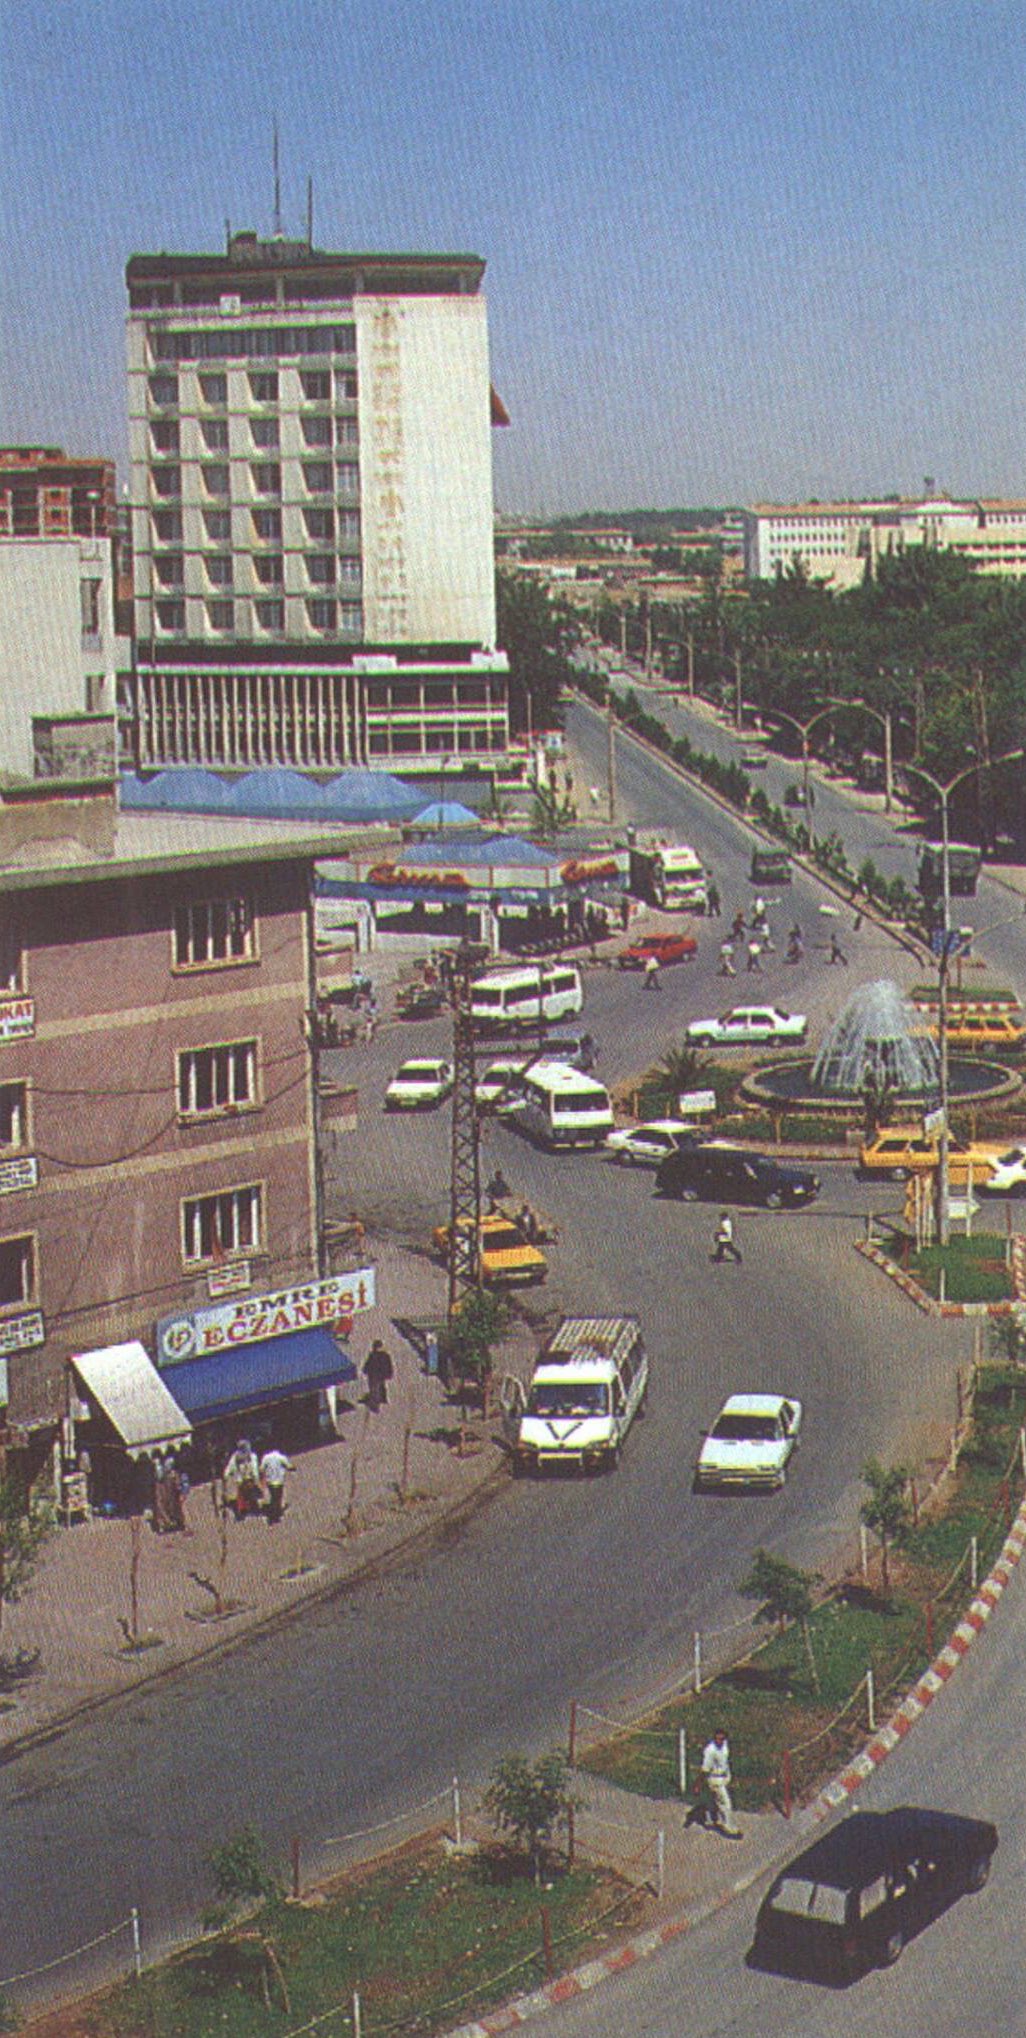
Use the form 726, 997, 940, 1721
0, 998, 34, 1042
0, 1311, 45, 1354
207, 1260, 252, 1299
0, 1155, 37, 1195
157, 1267, 376, 1365
560, 856, 620, 887
678, 1089, 717, 1117
366, 862, 469, 890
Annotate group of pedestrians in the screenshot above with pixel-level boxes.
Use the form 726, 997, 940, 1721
222, 1438, 294, 1524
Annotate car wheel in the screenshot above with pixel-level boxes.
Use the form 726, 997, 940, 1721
967, 1854, 991, 1891
764, 1189, 784, 1210
882, 1926, 904, 1965
679, 1184, 700, 1202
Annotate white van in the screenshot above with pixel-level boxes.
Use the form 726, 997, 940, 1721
513, 1315, 648, 1475
501, 1061, 613, 1149
470, 964, 583, 1034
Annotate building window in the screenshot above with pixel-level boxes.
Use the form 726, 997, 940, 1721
199, 373, 228, 406
340, 602, 362, 633
251, 507, 282, 540
339, 510, 360, 544
154, 553, 184, 587
252, 463, 282, 495
178, 1041, 257, 1118
303, 462, 333, 494
203, 464, 230, 497
302, 415, 332, 448
156, 599, 186, 632
300, 370, 330, 401
153, 509, 183, 542
248, 371, 279, 404
338, 556, 361, 585
205, 554, 233, 587
336, 371, 358, 400
307, 597, 337, 630
149, 375, 178, 407
303, 506, 334, 540
203, 509, 231, 542
0, 926, 22, 995
80, 578, 102, 634
182, 1184, 262, 1266
255, 599, 285, 632
250, 417, 280, 450
305, 554, 336, 586
254, 553, 284, 585
150, 419, 180, 454
201, 418, 229, 452
0, 1233, 35, 1308
390, 727, 422, 754
0, 1083, 28, 1151
337, 462, 359, 494
152, 465, 182, 498
206, 599, 234, 630
173, 895, 254, 970
336, 417, 359, 448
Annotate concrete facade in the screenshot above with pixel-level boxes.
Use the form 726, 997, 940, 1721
744, 493, 1026, 588
0, 539, 120, 779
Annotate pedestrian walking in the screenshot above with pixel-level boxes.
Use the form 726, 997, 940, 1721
752, 895, 767, 928
644, 953, 661, 989
828, 933, 849, 966
712, 1210, 742, 1264
706, 880, 721, 918
701, 1729, 741, 1836
760, 921, 775, 953
259, 1444, 293, 1524
731, 909, 746, 941
746, 938, 763, 973
223, 1439, 262, 1518
363, 1338, 394, 1411
718, 940, 736, 977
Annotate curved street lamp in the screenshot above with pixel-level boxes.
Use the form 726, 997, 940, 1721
761, 703, 842, 841
900, 748, 1024, 1246
826, 695, 894, 812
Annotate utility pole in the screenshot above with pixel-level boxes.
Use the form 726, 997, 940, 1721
447, 941, 484, 1322
607, 690, 617, 824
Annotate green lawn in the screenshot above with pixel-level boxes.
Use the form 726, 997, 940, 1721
909, 1233, 1013, 1302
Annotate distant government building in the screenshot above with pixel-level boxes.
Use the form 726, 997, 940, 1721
125, 230, 510, 773
743, 487, 1026, 590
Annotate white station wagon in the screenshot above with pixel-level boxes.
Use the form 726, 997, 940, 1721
684, 1006, 808, 1047
695, 1392, 803, 1491
384, 1058, 455, 1111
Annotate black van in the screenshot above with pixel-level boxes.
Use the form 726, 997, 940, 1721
654, 1144, 819, 1208
751, 1808, 997, 1983
750, 848, 792, 885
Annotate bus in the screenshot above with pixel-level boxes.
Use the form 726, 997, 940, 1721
500, 1061, 614, 1150
629, 842, 708, 911
470, 964, 583, 1033
918, 843, 981, 900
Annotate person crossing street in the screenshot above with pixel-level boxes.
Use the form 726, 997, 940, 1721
701, 1728, 741, 1836
712, 1210, 742, 1264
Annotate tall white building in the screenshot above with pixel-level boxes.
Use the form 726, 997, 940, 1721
743, 492, 1026, 589
125, 232, 509, 772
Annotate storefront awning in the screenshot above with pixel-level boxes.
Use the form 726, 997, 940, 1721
166, 1327, 357, 1426
72, 1342, 192, 1459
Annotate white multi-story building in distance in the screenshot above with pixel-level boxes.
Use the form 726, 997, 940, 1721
125, 231, 509, 773
743, 491, 1026, 590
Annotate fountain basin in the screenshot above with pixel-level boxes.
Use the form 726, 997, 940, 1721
744, 1056, 1021, 1115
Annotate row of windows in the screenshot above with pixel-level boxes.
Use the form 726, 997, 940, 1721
367, 723, 506, 755
149, 369, 356, 408
0, 898, 258, 1009
151, 505, 359, 543
0, 1039, 259, 1165
154, 597, 363, 633
151, 416, 355, 454
151, 461, 359, 500
154, 553, 362, 589
150, 324, 356, 362
0, 1182, 265, 1310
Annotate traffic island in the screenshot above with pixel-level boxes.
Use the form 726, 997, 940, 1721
857, 1223, 1024, 1315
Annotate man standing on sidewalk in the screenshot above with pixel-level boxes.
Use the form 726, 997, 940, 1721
260, 1443, 293, 1524
701, 1729, 741, 1837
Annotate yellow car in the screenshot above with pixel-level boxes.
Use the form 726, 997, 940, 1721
432, 1212, 548, 1286
857, 1128, 1004, 1184
925, 1011, 1025, 1050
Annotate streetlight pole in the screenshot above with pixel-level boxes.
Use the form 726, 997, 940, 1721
825, 695, 894, 812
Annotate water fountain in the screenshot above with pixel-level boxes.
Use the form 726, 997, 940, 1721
743, 978, 1018, 1114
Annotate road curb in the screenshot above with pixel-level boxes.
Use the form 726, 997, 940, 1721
855, 1235, 1020, 1316
442, 1492, 1026, 2038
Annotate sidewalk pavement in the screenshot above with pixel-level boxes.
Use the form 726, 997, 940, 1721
0, 1240, 539, 1756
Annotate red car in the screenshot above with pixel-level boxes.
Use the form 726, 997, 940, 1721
618, 932, 698, 968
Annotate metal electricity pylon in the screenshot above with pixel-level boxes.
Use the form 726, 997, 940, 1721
447, 940, 487, 1322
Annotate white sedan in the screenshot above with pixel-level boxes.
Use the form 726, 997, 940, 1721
384, 1058, 454, 1111
981, 1143, 1026, 1196
605, 1119, 697, 1167
695, 1393, 803, 1491
684, 1005, 808, 1047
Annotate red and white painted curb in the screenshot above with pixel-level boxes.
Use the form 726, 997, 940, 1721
443, 1495, 1026, 2038
855, 1236, 1020, 1316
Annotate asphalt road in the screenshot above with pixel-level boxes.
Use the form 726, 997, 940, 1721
0, 716, 1004, 2004
521, 1520, 1026, 2038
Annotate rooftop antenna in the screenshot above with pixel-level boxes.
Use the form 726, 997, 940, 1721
307, 174, 314, 248
273, 120, 282, 237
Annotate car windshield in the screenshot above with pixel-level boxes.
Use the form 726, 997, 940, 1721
528, 1382, 609, 1417
485, 1228, 527, 1253
399, 1064, 441, 1080
711, 1413, 780, 1441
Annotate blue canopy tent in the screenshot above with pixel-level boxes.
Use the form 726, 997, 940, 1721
166, 1327, 357, 1427
409, 800, 481, 829
220, 770, 331, 820
120, 769, 232, 813
321, 770, 423, 822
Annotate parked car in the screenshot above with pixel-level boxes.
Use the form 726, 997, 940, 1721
617, 932, 698, 969
395, 982, 447, 1020
751, 1807, 997, 1983
741, 747, 769, 770
695, 1393, 802, 1491
980, 1142, 1026, 1196
684, 1005, 808, 1047
856, 1128, 1004, 1183
432, 1213, 547, 1287
750, 849, 792, 885
925, 1010, 1025, 1050
605, 1119, 699, 1167
655, 1144, 820, 1207
383, 1058, 454, 1110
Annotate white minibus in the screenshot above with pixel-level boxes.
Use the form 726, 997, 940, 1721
502, 1060, 613, 1149
470, 964, 583, 1033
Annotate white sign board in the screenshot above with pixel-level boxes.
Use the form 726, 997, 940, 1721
679, 1089, 717, 1116
0, 1155, 37, 1195
922, 1108, 946, 1137
0, 1311, 45, 1354
0, 997, 34, 1042
157, 1267, 376, 1365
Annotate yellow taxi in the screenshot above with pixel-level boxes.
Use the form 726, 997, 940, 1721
856, 1128, 1005, 1184
925, 1010, 1025, 1050
432, 1212, 548, 1287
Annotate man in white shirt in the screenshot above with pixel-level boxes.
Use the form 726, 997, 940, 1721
701, 1729, 741, 1837
259, 1445, 293, 1524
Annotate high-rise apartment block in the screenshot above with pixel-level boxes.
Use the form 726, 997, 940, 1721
125, 233, 509, 773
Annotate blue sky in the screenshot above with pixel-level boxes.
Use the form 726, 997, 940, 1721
2, 0, 1024, 512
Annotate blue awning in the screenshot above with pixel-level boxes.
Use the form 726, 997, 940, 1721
166, 1328, 357, 1425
